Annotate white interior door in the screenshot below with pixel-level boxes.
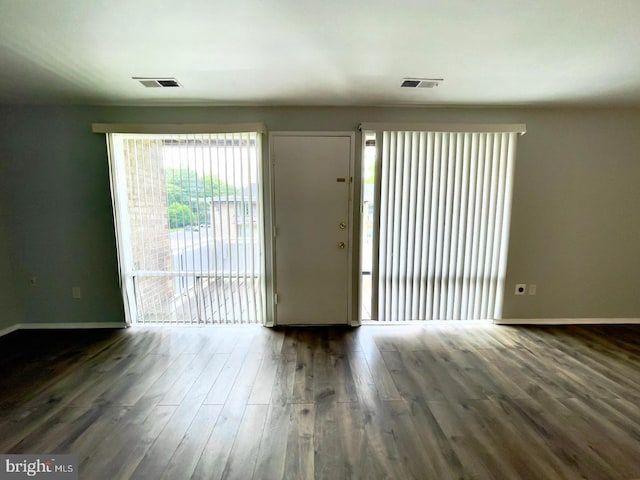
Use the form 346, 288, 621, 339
271, 133, 353, 325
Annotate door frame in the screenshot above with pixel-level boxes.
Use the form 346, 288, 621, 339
269, 131, 356, 326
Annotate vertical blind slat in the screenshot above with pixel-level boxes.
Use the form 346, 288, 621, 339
494, 133, 518, 320
405, 132, 420, 319
421, 133, 433, 319
441, 133, 456, 319
391, 133, 403, 321
453, 133, 471, 319
399, 132, 412, 320
411, 133, 427, 320
488, 134, 508, 318
479, 134, 492, 318
379, 132, 388, 320
447, 133, 463, 320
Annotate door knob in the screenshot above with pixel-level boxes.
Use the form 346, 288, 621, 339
339, 222, 347, 230
338, 242, 346, 249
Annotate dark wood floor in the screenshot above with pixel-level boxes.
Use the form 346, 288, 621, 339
1, 324, 640, 480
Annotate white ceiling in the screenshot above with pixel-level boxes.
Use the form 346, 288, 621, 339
1, 0, 640, 107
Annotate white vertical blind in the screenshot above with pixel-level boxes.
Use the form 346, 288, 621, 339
106, 131, 265, 324
375, 129, 521, 321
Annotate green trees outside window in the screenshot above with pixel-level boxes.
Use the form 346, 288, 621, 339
166, 168, 236, 228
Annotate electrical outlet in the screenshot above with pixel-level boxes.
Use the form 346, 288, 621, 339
29, 277, 37, 287
528, 284, 537, 295
72, 287, 82, 299
515, 284, 526, 295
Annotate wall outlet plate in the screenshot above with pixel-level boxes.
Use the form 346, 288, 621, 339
515, 284, 527, 295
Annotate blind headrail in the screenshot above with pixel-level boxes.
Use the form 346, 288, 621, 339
92, 122, 267, 134
358, 123, 526, 135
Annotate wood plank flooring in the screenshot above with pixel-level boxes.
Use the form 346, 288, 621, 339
2, 324, 640, 479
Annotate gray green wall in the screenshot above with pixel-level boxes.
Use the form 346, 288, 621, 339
1, 105, 639, 328
0, 107, 124, 327
0, 197, 22, 332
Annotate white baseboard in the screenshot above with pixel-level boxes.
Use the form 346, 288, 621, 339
362, 319, 494, 326
0, 324, 20, 337
0, 322, 126, 337
495, 318, 640, 325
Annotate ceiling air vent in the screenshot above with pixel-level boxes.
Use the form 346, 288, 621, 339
133, 77, 182, 88
401, 78, 443, 88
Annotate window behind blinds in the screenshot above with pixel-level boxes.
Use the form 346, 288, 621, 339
106, 131, 265, 325
371, 128, 523, 321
